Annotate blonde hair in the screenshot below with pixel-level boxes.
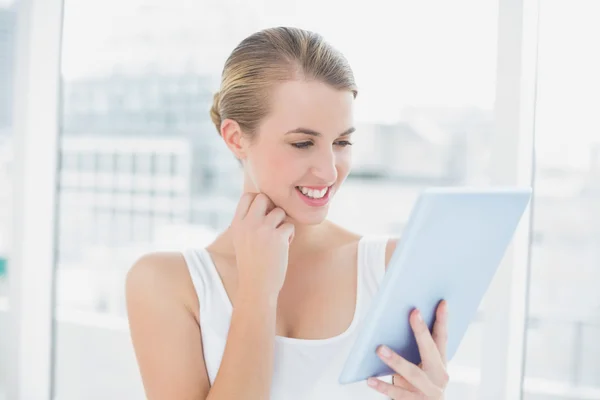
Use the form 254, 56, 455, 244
209, 26, 358, 137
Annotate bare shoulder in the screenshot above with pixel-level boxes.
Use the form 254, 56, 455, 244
125, 252, 198, 317
321, 221, 400, 270
126, 252, 188, 292
324, 221, 399, 264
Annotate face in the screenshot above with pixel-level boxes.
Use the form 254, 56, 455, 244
225, 80, 355, 226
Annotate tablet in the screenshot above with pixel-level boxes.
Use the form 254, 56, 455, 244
338, 186, 532, 384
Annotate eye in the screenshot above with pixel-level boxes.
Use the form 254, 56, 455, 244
292, 141, 313, 149
335, 140, 354, 147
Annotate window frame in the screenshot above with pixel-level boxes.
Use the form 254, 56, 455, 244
477, 0, 540, 398
6, 0, 64, 398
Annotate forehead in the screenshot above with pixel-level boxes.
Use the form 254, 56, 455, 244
261, 80, 355, 135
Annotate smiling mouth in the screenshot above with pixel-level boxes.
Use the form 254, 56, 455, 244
295, 186, 330, 199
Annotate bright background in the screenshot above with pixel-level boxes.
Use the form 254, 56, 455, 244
1, 0, 599, 399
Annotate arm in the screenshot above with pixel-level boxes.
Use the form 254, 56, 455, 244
208, 286, 278, 399
126, 253, 210, 400
126, 252, 278, 400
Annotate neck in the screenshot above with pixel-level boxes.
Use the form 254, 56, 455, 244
215, 207, 331, 258
287, 219, 331, 254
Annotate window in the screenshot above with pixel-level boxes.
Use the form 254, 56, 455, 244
169, 152, 180, 176
10, 1, 592, 399
79, 151, 95, 171
94, 209, 113, 247
113, 212, 132, 244
98, 153, 114, 173
133, 153, 151, 174
156, 153, 172, 175
61, 152, 78, 171
0, 139, 11, 301
523, 1, 600, 397
116, 152, 132, 174
132, 213, 152, 243
0, 1, 17, 396
52, 0, 502, 398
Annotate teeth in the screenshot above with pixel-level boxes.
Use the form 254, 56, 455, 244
298, 186, 328, 199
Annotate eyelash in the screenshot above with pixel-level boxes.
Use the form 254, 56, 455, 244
292, 141, 354, 149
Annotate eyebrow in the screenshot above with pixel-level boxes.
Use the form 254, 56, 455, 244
284, 127, 356, 137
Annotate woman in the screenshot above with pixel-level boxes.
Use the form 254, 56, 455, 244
126, 26, 449, 400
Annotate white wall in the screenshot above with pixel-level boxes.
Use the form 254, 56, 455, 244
52, 318, 145, 400
0, 310, 145, 400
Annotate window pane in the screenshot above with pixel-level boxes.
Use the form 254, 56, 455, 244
0, 1, 16, 398
54, 1, 499, 399
524, 1, 600, 399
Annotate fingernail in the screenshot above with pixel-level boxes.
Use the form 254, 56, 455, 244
367, 378, 378, 387
378, 345, 392, 359
416, 310, 422, 322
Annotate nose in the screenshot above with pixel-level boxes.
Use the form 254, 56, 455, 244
310, 146, 338, 184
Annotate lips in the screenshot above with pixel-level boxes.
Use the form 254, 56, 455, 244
295, 185, 333, 207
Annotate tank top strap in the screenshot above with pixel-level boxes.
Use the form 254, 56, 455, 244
357, 235, 391, 304
181, 247, 229, 316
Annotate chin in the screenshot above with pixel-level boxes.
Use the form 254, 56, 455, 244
285, 208, 329, 226
283, 193, 333, 226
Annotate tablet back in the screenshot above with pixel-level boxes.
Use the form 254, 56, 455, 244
339, 187, 532, 384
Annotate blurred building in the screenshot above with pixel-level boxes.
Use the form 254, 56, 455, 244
0, 134, 10, 284
62, 73, 242, 228
54, 0, 494, 319
59, 69, 497, 242
62, 73, 216, 137
518, 143, 600, 386
0, 6, 15, 129
351, 108, 493, 184
351, 122, 450, 180
529, 143, 600, 314
0, 134, 10, 234
57, 136, 193, 261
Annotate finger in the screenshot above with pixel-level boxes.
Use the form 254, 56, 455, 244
410, 309, 444, 369
265, 207, 287, 228
277, 222, 295, 244
376, 345, 442, 397
367, 377, 412, 399
233, 192, 257, 222
410, 309, 449, 388
246, 193, 274, 220
392, 374, 417, 392
432, 300, 449, 365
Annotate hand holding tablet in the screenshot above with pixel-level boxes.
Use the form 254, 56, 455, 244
366, 301, 451, 398
339, 186, 532, 390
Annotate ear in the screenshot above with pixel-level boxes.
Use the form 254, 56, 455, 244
220, 118, 249, 160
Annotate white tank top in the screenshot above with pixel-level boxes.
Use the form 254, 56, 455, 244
182, 236, 393, 399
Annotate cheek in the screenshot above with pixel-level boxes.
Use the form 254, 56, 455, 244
270, 151, 296, 171
253, 147, 301, 185
336, 151, 352, 178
